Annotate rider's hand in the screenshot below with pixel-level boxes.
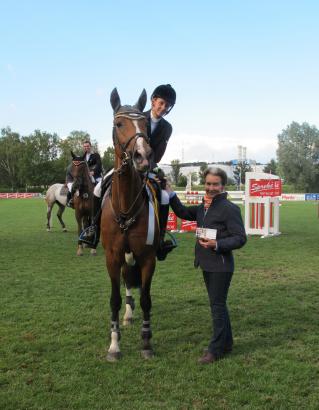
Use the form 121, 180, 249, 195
165, 181, 173, 194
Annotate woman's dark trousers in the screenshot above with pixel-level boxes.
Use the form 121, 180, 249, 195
202, 271, 233, 357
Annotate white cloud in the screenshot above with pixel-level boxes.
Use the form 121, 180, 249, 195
160, 133, 277, 164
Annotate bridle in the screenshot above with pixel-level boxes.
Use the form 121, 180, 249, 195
111, 110, 151, 231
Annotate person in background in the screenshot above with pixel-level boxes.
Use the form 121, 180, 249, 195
66, 140, 102, 207
165, 167, 247, 364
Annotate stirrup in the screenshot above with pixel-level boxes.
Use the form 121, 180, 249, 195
157, 232, 177, 261
66, 199, 74, 208
79, 225, 97, 247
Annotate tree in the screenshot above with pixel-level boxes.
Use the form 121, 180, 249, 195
191, 172, 198, 184
277, 122, 319, 191
20, 130, 61, 187
0, 127, 24, 189
263, 159, 278, 175
58, 131, 99, 170
170, 159, 182, 185
177, 175, 187, 187
199, 162, 208, 184
102, 146, 115, 172
233, 161, 252, 188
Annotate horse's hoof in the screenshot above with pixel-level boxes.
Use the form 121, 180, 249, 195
123, 318, 133, 326
46, 228, 51, 232
90, 249, 97, 256
107, 351, 122, 362
63, 228, 67, 232
141, 349, 153, 360
77, 251, 83, 256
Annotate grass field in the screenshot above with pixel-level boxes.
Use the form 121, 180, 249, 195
1, 199, 319, 409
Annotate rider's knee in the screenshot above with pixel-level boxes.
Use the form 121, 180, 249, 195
161, 189, 169, 205
94, 181, 102, 197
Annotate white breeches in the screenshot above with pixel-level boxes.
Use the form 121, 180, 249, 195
67, 182, 73, 192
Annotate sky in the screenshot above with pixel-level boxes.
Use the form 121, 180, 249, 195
1, 0, 319, 164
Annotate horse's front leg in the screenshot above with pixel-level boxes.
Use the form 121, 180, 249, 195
76, 214, 83, 256
107, 272, 122, 362
139, 256, 156, 359
123, 286, 135, 326
57, 204, 67, 232
46, 204, 53, 231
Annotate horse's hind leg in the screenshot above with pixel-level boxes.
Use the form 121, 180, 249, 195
107, 271, 122, 362
57, 205, 67, 232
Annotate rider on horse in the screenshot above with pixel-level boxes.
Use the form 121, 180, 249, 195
81, 84, 176, 261
66, 140, 103, 207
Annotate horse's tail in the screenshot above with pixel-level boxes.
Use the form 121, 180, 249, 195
122, 263, 142, 288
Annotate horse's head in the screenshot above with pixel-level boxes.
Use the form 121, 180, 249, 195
110, 88, 152, 173
70, 152, 89, 183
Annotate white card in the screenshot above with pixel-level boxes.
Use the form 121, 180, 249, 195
195, 228, 217, 240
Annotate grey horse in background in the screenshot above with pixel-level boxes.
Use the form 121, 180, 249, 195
45, 183, 69, 232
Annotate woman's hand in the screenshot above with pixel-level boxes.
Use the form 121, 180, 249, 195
198, 238, 217, 250
165, 180, 173, 194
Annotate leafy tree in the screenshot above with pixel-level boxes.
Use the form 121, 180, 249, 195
0, 127, 24, 189
233, 161, 252, 187
191, 172, 198, 184
177, 175, 187, 187
102, 146, 115, 172
170, 159, 182, 185
20, 130, 61, 187
58, 131, 99, 170
199, 162, 208, 184
277, 122, 319, 191
263, 159, 278, 175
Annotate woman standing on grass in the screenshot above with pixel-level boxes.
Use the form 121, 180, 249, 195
165, 167, 247, 364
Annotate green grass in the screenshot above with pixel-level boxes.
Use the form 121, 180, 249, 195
1, 199, 319, 409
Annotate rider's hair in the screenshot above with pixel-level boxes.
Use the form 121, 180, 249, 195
83, 140, 92, 146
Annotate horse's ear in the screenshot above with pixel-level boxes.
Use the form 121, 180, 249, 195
110, 88, 121, 113
71, 151, 76, 159
134, 89, 147, 112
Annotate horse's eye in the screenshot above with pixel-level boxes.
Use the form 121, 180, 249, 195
116, 122, 122, 128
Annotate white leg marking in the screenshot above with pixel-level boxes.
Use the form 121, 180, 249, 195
123, 287, 133, 325
108, 331, 120, 353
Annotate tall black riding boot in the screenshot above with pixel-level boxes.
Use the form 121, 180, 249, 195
79, 195, 102, 247
156, 204, 176, 261
66, 189, 75, 208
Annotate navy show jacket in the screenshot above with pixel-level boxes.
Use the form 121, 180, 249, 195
170, 192, 247, 273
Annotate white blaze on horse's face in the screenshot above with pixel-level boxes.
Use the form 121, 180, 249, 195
132, 119, 151, 172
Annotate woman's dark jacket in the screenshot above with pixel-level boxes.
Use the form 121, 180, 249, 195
170, 192, 247, 273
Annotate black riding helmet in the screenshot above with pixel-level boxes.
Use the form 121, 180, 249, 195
151, 84, 176, 114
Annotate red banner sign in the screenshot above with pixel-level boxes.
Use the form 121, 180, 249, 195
0, 192, 40, 199
166, 212, 177, 231
180, 219, 197, 232
249, 179, 282, 197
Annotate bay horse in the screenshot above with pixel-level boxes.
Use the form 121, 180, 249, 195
45, 183, 68, 232
101, 88, 159, 361
70, 152, 97, 256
